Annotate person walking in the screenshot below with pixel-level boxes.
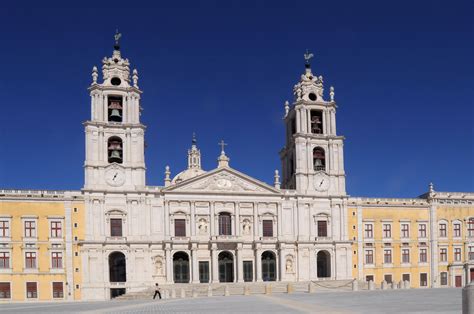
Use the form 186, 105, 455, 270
153, 283, 162, 300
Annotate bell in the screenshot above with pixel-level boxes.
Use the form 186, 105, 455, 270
110, 150, 122, 161
315, 159, 322, 167
109, 109, 122, 121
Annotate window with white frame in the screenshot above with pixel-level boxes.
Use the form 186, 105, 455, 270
439, 223, 447, 238
365, 249, 374, 265
418, 224, 427, 238
440, 272, 448, 286
0, 252, 9, 268
50, 221, 62, 238
364, 224, 373, 239
469, 218, 474, 237
401, 223, 410, 238
51, 252, 63, 269
454, 222, 462, 238
454, 247, 462, 262
0, 221, 9, 238
469, 247, 474, 261
382, 224, 392, 239
383, 249, 392, 264
419, 248, 428, 263
25, 252, 36, 269
402, 249, 410, 263
24, 221, 36, 238
440, 248, 447, 262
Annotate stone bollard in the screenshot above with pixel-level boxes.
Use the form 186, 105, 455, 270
171, 288, 176, 299
308, 282, 316, 293
381, 280, 388, 290
244, 285, 250, 296
163, 289, 169, 299
462, 283, 474, 314
192, 288, 198, 298
398, 281, 404, 289
207, 285, 213, 297
265, 284, 272, 295
287, 283, 294, 294
352, 280, 358, 291
368, 280, 375, 291
391, 282, 397, 290
224, 285, 230, 296
404, 280, 410, 289
180, 288, 186, 298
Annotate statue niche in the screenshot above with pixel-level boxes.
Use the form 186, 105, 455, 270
285, 255, 294, 273
198, 218, 208, 235
153, 255, 164, 276
242, 219, 252, 235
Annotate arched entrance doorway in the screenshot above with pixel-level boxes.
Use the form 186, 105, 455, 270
261, 251, 276, 281
317, 250, 331, 278
173, 252, 190, 283
218, 251, 234, 282
109, 252, 126, 282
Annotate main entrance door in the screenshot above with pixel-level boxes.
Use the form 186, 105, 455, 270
109, 252, 126, 282
317, 250, 331, 278
218, 251, 234, 282
173, 252, 190, 283
261, 251, 276, 281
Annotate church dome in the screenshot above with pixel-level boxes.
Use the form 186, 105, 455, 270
171, 168, 207, 184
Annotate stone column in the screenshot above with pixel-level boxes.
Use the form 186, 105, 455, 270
237, 245, 244, 283
256, 248, 262, 282
191, 247, 199, 283
190, 202, 196, 236
235, 203, 240, 237
210, 202, 215, 237
463, 283, 474, 314
165, 248, 173, 284
211, 244, 219, 283
429, 203, 439, 287
279, 247, 285, 282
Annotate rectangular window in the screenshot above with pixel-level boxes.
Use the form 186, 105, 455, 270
25, 252, 36, 269
0, 221, 9, 237
402, 274, 410, 282
26, 282, 37, 299
440, 248, 447, 262
218, 214, 231, 236
419, 224, 427, 238
366, 275, 374, 282
174, 219, 186, 237
0, 282, 10, 299
384, 274, 392, 284
243, 261, 253, 282
469, 247, 474, 261
439, 223, 447, 237
401, 224, 409, 238
52, 252, 63, 269
419, 248, 427, 263
52, 282, 64, 298
24, 221, 36, 238
420, 273, 428, 287
0, 252, 9, 269
317, 221, 328, 237
384, 249, 392, 264
365, 250, 374, 265
364, 224, 373, 239
454, 248, 462, 261
383, 224, 391, 238
50, 221, 62, 238
440, 272, 448, 286
110, 218, 122, 237
402, 249, 410, 263
454, 223, 461, 237
199, 261, 209, 283
469, 219, 474, 237
262, 220, 273, 237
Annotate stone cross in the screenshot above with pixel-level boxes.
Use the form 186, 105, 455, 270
218, 140, 227, 154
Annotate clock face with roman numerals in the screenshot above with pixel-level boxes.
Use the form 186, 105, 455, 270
105, 168, 125, 187
314, 173, 330, 192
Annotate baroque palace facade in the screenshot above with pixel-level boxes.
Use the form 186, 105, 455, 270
1, 39, 473, 301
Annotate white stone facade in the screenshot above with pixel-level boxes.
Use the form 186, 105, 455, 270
80, 43, 352, 300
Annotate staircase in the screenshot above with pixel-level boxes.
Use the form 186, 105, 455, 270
115, 280, 356, 300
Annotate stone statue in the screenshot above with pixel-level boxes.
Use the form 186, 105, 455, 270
242, 219, 251, 235
198, 218, 208, 234
153, 256, 163, 275
286, 257, 294, 273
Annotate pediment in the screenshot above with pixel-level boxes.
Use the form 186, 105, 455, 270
162, 167, 281, 195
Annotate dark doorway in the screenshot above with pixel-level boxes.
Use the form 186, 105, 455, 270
110, 288, 126, 298
243, 261, 253, 282
109, 252, 126, 282
317, 250, 331, 278
218, 251, 234, 282
173, 252, 190, 283
455, 275, 462, 287
470, 269, 474, 283
261, 251, 276, 281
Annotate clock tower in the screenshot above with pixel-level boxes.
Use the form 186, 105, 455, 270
83, 31, 146, 191
280, 52, 346, 196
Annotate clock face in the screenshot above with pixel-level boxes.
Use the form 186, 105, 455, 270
105, 168, 125, 187
314, 173, 330, 192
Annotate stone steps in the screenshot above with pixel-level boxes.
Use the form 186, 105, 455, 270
115, 280, 355, 300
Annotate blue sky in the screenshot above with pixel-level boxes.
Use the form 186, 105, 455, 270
0, 1, 472, 197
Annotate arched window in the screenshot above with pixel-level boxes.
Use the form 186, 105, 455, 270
218, 212, 232, 236
108, 137, 123, 164
313, 147, 325, 171
261, 251, 276, 281
109, 251, 126, 282
310, 110, 323, 134
108, 96, 123, 122
173, 252, 190, 283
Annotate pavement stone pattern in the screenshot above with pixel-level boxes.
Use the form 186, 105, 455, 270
0, 288, 461, 313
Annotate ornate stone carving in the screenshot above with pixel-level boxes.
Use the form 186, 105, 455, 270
181, 172, 266, 193
198, 218, 208, 235
242, 219, 252, 235
153, 255, 164, 276
285, 255, 294, 273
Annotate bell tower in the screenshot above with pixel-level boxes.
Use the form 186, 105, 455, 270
84, 31, 146, 191
280, 51, 346, 196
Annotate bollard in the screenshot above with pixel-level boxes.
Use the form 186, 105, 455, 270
308, 282, 316, 293
244, 285, 250, 296
163, 289, 169, 299
352, 280, 358, 291
398, 281, 404, 289
265, 284, 272, 295
404, 280, 410, 289
462, 283, 474, 314
180, 288, 186, 298
171, 288, 176, 299
287, 283, 294, 294
381, 280, 388, 290
192, 288, 198, 298
224, 285, 230, 296
391, 282, 397, 290
207, 285, 213, 297
368, 280, 375, 291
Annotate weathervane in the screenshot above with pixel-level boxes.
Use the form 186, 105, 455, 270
114, 29, 122, 49
304, 49, 314, 66
218, 140, 227, 154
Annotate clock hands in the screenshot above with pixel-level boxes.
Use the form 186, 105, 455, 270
319, 179, 324, 187
112, 173, 118, 181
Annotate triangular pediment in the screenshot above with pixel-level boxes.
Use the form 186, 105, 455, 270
162, 167, 281, 195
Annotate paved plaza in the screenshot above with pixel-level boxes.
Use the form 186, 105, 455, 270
0, 288, 462, 313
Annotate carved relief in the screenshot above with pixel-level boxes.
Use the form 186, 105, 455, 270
285, 255, 294, 273
198, 218, 208, 235
153, 255, 164, 276
181, 172, 267, 192
242, 219, 252, 235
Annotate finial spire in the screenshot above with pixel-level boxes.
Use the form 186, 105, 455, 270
217, 140, 230, 168
218, 139, 227, 155
164, 165, 171, 187
274, 170, 281, 189
192, 132, 197, 146
304, 49, 314, 68
114, 29, 122, 51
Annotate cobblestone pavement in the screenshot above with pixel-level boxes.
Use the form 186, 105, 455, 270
0, 288, 461, 313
